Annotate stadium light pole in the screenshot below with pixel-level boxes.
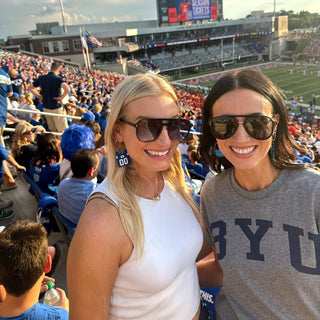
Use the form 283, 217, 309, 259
59, 0, 68, 34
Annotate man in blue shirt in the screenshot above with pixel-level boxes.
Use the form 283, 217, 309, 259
28, 62, 70, 132
0, 220, 69, 319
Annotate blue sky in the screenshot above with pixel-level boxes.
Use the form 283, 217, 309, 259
0, 0, 319, 40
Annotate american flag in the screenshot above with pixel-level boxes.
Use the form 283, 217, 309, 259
80, 32, 89, 53
86, 31, 103, 47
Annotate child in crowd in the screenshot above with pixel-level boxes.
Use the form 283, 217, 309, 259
58, 148, 99, 225
0, 219, 69, 319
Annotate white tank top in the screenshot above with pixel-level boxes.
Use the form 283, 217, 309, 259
93, 178, 203, 320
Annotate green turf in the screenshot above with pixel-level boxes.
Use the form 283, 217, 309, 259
190, 63, 320, 114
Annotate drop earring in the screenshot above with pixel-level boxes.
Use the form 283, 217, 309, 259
214, 143, 224, 158
116, 146, 130, 167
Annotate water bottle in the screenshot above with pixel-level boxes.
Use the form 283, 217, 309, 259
43, 280, 60, 306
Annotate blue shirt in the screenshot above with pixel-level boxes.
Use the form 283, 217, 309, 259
58, 177, 96, 224
0, 68, 13, 127
0, 144, 9, 179
29, 162, 60, 195
0, 302, 68, 320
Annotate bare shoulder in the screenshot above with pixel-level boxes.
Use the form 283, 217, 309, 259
70, 198, 132, 264
67, 199, 132, 318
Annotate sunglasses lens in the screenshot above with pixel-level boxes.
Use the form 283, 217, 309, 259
136, 119, 191, 142
211, 117, 238, 139
245, 116, 274, 140
168, 119, 190, 141
136, 119, 163, 142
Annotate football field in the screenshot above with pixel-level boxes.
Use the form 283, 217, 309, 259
176, 62, 320, 113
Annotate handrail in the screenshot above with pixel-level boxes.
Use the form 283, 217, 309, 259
8, 108, 81, 120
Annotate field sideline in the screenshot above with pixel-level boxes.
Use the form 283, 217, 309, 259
174, 62, 320, 114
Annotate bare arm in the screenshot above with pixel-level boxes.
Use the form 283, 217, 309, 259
27, 84, 42, 100
54, 83, 70, 103
6, 155, 26, 172
67, 198, 132, 319
197, 242, 223, 288
6, 112, 28, 124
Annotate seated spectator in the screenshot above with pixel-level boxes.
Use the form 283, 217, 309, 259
58, 149, 99, 225
30, 109, 47, 130
84, 120, 101, 144
80, 112, 95, 125
178, 132, 198, 156
92, 103, 102, 122
98, 111, 109, 133
186, 150, 208, 179
71, 107, 87, 124
0, 219, 69, 318
16, 92, 36, 122
59, 124, 95, 181
11, 123, 37, 171
29, 133, 61, 195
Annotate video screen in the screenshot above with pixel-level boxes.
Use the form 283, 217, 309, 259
158, 0, 218, 24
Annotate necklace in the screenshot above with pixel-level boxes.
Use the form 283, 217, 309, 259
137, 175, 163, 201
152, 192, 161, 201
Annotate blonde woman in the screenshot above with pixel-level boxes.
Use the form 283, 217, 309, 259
67, 74, 221, 320
11, 123, 41, 171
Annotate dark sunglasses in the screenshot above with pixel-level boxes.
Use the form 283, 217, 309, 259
209, 115, 277, 140
23, 128, 36, 135
119, 118, 192, 142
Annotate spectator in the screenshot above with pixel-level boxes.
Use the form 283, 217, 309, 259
79, 112, 95, 125
28, 62, 70, 132
58, 149, 99, 225
8, 68, 26, 96
0, 219, 69, 318
11, 123, 40, 171
0, 65, 13, 142
16, 92, 36, 122
29, 133, 61, 195
179, 132, 198, 156
59, 124, 95, 181
199, 69, 320, 319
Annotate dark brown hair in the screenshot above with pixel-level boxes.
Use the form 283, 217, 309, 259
32, 133, 61, 166
0, 220, 48, 296
199, 69, 304, 173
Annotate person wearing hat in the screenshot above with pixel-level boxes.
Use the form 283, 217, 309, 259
80, 112, 95, 124
59, 124, 95, 181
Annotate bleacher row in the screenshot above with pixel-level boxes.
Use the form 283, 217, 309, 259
302, 36, 320, 56
139, 43, 268, 71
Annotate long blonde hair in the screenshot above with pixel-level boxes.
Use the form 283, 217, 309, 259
105, 74, 203, 258
11, 123, 32, 158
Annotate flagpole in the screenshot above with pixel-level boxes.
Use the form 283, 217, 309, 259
80, 27, 88, 69
59, 0, 68, 34
86, 41, 91, 70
